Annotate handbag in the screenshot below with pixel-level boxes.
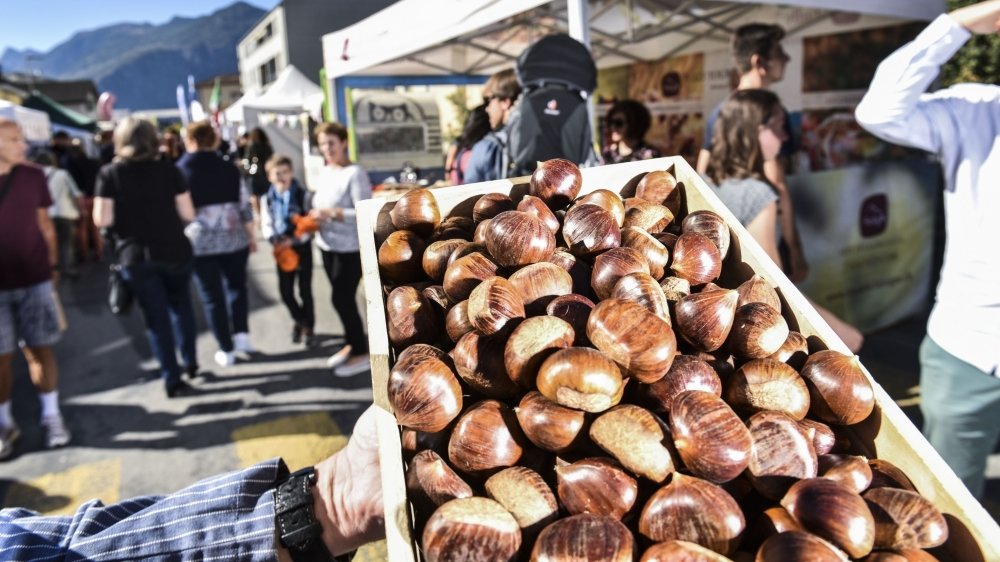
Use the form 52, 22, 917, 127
108, 263, 132, 315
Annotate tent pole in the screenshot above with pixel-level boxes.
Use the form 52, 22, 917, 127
567, 0, 591, 48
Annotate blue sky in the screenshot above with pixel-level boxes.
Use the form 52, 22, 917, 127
1, 0, 279, 52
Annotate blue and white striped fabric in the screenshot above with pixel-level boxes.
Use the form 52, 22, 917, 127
0, 459, 285, 561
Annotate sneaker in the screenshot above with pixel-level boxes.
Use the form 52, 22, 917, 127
0, 425, 20, 460
233, 332, 256, 354
333, 354, 371, 378
40, 415, 71, 449
166, 380, 195, 398
185, 364, 200, 379
214, 350, 236, 367
291, 324, 303, 344
326, 345, 353, 369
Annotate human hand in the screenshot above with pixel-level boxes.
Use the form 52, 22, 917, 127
786, 248, 810, 284
247, 238, 258, 254
950, 0, 1000, 34
314, 404, 384, 556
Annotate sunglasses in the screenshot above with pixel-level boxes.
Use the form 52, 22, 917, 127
608, 117, 627, 129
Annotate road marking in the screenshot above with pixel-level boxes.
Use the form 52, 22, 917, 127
3, 459, 122, 516
231, 412, 348, 471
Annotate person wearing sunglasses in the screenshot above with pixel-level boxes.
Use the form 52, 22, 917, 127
601, 99, 661, 165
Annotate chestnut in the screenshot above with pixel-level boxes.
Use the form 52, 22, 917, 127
611, 271, 670, 322
819, 454, 873, 494
518, 194, 561, 234
530, 158, 583, 209
591, 247, 650, 300
768, 330, 809, 371
387, 349, 463, 433
536, 347, 626, 413
442, 251, 498, 302
727, 302, 789, 359
555, 457, 638, 519
756, 531, 849, 562
531, 513, 634, 562
445, 300, 474, 343
378, 229, 427, 284
473, 218, 492, 245
638, 472, 745, 554
590, 404, 675, 483
863, 487, 947, 550
390, 187, 441, 237
563, 203, 622, 257
484, 210, 556, 267
467, 276, 525, 336
735, 274, 780, 310
386, 285, 440, 351
799, 418, 839, 456
406, 450, 474, 515
422, 497, 521, 562
635, 169, 682, 214
472, 192, 516, 223
576, 189, 625, 227
422, 284, 450, 311
660, 275, 691, 303
868, 459, 917, 492
485, 466, 558, 534
675, 287, 739, 352
516, 391, 587, 453
746, 411, 819, 500
587, 297, 677, 384
423, 238, 468, 282
781, 478, 875, 558
670, 232, 722, 286
450, 331, 520, 399
621, 226, 671, 280
681, 210, 731, 260
448, 400, 526, 477
724, 358, 810, 420
638, 355, 722, 414
800, 350, 876, 425
504, 316, 575, 389
508, 262, 573, 315
861, 550, 940, 562
546, 293, 595, 346
623, 198, 675, 233
670, 391, 752, 483
640, 540, 734, 562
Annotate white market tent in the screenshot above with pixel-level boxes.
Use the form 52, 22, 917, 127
246, 65, 322, 112
0, 99, 51, 143
322, 0, 944, 115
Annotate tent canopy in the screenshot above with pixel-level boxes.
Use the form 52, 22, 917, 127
246, 65, 323, 111
22, 91, 97, 132
0, 100, 51, 143
323, 0, 944, 80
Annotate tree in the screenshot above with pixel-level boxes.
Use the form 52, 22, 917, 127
941, 0, 1000, 85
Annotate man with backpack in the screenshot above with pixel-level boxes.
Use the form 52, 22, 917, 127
464, 69, 522, 183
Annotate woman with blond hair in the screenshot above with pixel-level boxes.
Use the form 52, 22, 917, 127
94, 118, 199, 397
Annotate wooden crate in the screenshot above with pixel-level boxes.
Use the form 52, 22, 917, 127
356, 157, 1000, 561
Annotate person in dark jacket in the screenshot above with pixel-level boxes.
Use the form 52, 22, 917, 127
94, 118, 198, 398
260, 155, 315, 347
176, 121, 257, 368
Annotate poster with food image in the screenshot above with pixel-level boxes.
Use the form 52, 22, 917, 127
645, 108, 705, 167
795, 108, 923, 173
801, 22, 922, 92
594, 65, 630, 105
627, 52, 704, 103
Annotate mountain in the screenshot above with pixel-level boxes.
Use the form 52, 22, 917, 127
0, 2, 265, 110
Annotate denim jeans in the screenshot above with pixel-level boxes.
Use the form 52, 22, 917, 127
192, 248, 250, 352
121, 260, 198, 387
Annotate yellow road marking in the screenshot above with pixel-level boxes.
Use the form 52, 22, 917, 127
3, 459, 122, 516
231, 412, 348, 471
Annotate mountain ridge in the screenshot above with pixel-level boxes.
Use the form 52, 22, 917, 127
1, 2, 265, 110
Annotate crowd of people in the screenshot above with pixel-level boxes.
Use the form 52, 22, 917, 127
1, 0, 999, 557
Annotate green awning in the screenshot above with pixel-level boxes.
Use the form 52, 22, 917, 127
22, 91, 97, 132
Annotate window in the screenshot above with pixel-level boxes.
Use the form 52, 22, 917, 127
259, 58, 277, 86
255, 23, 273, 47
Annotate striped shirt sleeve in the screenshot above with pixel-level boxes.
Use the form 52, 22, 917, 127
0, 458, 286, 562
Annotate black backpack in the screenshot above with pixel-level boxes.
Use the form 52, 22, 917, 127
507, 34, 598, 178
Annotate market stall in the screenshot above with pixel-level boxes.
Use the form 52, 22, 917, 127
0, 100, 51, 143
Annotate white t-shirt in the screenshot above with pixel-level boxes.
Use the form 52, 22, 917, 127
310, 164, 373, 253
44, 166, 82, 220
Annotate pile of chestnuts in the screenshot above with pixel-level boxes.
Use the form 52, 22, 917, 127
377, 159, 957, 561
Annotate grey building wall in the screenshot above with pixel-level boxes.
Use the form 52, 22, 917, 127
283, 0, 396, 85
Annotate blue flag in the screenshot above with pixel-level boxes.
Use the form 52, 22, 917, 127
176, 84, 190, 126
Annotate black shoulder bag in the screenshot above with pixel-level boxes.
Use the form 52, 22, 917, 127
105, 166, 138, 315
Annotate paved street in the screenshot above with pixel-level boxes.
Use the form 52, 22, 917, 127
0, 233, 996, 559
0, 242, 386, 559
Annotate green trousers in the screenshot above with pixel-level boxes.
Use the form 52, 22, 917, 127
920, 335, 1000, 499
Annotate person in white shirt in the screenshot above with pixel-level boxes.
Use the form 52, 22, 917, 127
855, 0, 1000, 500
31, 150, 82, 280
308, 122, 373, 377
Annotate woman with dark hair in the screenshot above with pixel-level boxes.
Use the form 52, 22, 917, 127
445, 104, 491, 185
177, 121, 257, 368
94, 118, 199, 397
308, 122, 372, 377
243, 127, 273, 220
707, 89, 863, 352
602, 99, 661, 164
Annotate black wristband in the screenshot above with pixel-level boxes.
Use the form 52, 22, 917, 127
275, 466, 356, 562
